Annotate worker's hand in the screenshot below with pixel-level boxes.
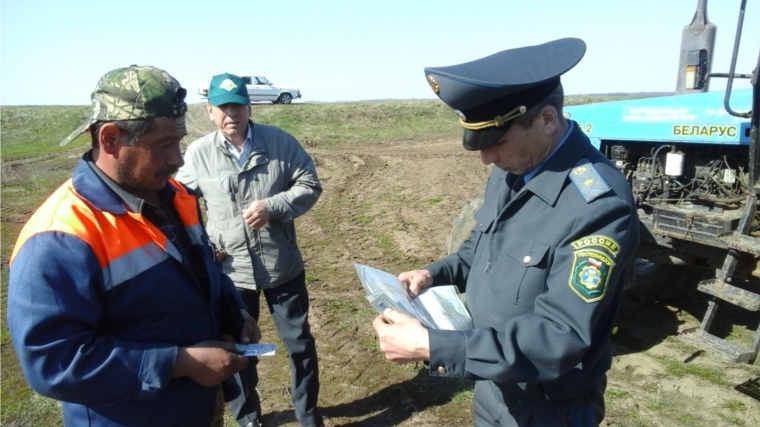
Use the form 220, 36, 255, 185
398, 270, 433, 297
172, 341, 249, 387
242, 200, 269, 229
239, 310, 261, 344
214, 249, 227, 262
372, 309, 430, 364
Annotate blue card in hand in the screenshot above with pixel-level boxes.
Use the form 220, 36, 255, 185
234, 343, 276, 356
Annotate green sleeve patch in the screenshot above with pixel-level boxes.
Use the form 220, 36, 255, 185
569, 250, 615, 302
570, 235, 621, 256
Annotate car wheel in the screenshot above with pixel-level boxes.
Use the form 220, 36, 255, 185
277, 93, 293, 104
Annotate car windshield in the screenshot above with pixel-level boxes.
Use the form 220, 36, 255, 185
256, 77, 270, 85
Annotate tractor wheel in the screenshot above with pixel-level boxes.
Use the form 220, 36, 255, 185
629, 260, 707, 301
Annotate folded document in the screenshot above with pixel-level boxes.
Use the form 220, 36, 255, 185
354, 264, 472, 330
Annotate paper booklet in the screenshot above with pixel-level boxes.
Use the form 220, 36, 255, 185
354, 264, 473, 330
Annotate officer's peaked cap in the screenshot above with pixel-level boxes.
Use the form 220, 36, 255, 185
424, 38, 586, 150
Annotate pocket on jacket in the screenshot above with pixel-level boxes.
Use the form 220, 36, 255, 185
260, 223, 296, 274
490, 233, 550, 307
469, 216, 493, 274
198, 176, 237, 219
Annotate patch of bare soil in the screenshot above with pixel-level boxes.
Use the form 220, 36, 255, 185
3, 108, 760, 427
246, 127, 760, 427
252, 138, 489, 427
233, 122, 760, 426
8, 109, 756, 427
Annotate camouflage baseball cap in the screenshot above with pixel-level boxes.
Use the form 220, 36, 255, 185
59, 65, 188, 146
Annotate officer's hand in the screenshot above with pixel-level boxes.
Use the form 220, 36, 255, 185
172, 340, 249, 387
239, 310, 261, 344
242, 200, 269, 229
398, 270, 433, 297
214, 249, 227, 262
372, 309, 430, 363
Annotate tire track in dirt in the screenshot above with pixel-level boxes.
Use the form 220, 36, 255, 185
3, 105, 757, 426
293, 139, 760, 426
187, 106, 758, 426
282, 141, 489, 426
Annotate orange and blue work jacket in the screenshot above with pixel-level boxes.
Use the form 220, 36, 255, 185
7, 156, 241, 427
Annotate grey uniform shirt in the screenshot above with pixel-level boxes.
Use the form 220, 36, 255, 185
425, 124, 639, 403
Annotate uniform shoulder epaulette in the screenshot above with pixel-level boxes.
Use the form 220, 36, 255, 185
569, 160, 611, 203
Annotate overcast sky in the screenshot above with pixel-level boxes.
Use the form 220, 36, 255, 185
1, 0, 758, 106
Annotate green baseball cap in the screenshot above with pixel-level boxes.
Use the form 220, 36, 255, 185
59, 65, 188, 146
207, 73, 250, 106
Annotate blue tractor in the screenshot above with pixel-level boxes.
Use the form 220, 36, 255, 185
564, 0, 759, 362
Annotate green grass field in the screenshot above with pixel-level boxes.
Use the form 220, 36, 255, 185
1, 96, 653, 426
0, 100, 466, 426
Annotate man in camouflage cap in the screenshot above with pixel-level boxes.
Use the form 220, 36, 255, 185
7, 65, 259, 427
58, 65, 189, 146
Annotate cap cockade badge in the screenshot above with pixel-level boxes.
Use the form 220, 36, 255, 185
426, 75, 439, 94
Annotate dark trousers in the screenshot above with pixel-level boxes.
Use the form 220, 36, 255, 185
472, 377, 605, 427
228, 270, 322, 427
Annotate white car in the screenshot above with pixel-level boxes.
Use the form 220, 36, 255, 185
198, 75, 301, 104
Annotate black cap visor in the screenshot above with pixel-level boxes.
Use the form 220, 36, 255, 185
459, 79, 559, 151
462, 123, 512, 151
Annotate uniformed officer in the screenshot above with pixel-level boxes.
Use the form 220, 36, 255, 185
372, 38, 640, 427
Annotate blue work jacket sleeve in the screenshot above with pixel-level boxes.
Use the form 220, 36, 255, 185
7, 232, 178, 405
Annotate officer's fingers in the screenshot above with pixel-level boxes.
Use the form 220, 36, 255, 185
372, 314, 393, 331
400, 271, 431, 296
408, 282, 424, 297
397, 271, 414, 285
398, 272, 418, 296
382, 308, 414, 324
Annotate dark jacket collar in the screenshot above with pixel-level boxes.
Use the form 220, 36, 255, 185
522, 124, 594, 207
72, 151, 177, 215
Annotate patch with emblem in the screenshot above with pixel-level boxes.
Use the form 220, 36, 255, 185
571, 235, 620, 256
569, 250, 614, 302
220, 78, 238, 92
426, 75, 439, 94
569, 161, 611, 203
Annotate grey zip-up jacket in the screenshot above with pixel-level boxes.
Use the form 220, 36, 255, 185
176, 121, 321, 290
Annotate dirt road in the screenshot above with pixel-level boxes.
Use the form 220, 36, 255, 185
4, 105, 757, 427
204, 106, 758, 427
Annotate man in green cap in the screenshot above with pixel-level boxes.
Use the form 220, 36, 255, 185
176, 73, 323, 427
6, 65, 259, 427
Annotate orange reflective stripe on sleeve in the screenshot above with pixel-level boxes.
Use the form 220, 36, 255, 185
11, 180, 172, 291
